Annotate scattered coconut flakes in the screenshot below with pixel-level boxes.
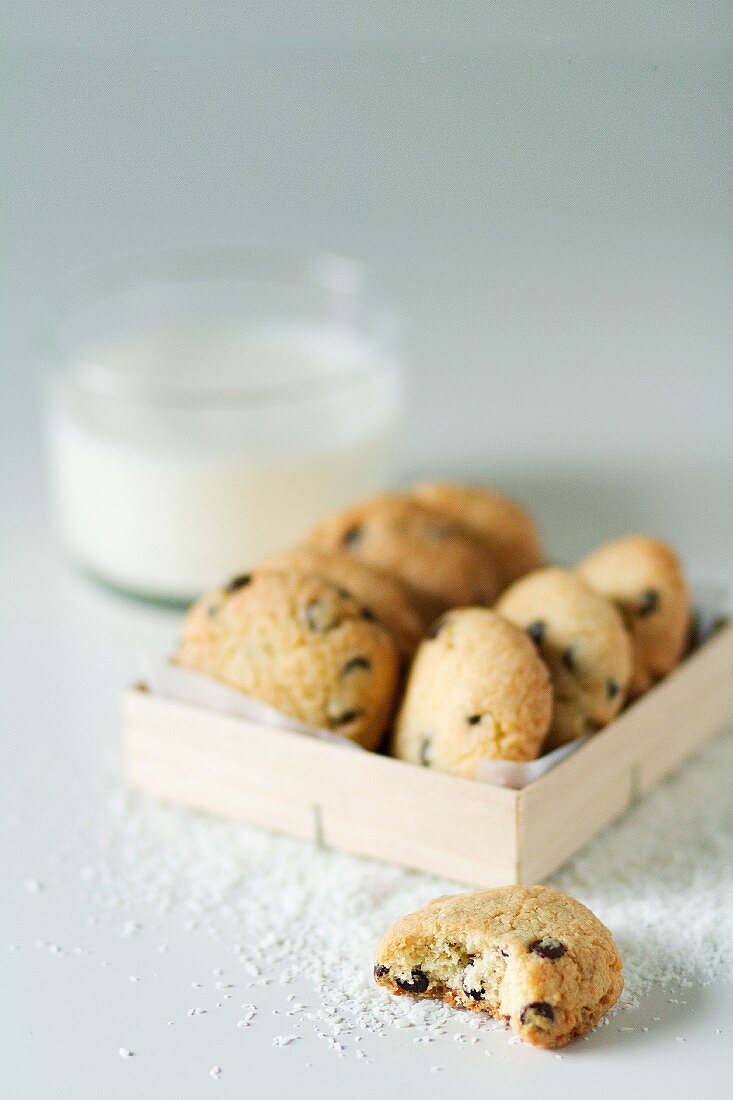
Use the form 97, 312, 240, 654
209, 1065, 222, 1078
118, 1048, 134, 1058
7, 718, 733, 1067
273, 1035, 297, 1046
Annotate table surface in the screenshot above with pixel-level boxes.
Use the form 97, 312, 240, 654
3, 25, 733, 1095
1, 474, 731, 1100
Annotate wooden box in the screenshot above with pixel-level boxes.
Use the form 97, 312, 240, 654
124, 623, 733, 886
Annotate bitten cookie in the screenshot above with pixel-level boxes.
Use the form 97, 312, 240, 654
496, 567, 632, 748
578, 535, 691, 698
392, 609, 552, 777
373, 885, 623, 1049
304, 494, 500, 622
411, 480, 543, 588
256, 546, 423, 659
178, 571, 400, 749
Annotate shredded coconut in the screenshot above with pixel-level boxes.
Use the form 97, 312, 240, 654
6, 722, 733, 1064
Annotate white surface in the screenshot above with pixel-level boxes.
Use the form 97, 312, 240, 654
1, 518, 732, 1100
2, 14, 733, 1098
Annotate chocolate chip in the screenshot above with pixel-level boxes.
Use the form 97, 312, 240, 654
396, 969, 429, 994
305, 598, 339, 633
526, 621, 546, 645
520, 1001, 555, 1024
607, 678, 620, 700
329, 708, 364, 727
561, 645, 576, 672
224, 573, 251, 593
529, 939, 566, 960
466, 714, 482, 726
463, 983, 484, 1001
500, 948, 509, 958
419, 738, 432, 767
426, 616, 448, 640
374, 964, 389, 980
638, 589, 660, 617
341, 656, 372, 675
343, 525, 363, 548
361, 607, 376, 622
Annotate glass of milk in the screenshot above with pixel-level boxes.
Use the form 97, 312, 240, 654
46, 250, 403, 602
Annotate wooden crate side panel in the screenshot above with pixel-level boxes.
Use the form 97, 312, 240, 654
517, 624, 733, 883
124, 690, 520, 886
125, 694, 316, 840
636, 625, 733, 790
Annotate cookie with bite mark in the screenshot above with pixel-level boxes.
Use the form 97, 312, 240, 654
374, 885, 623, 1049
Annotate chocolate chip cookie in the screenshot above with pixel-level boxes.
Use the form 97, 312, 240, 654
392, 609, 552, 777
411, 480, 543, 588
304, 494, 500, 623
496, 567, 632, 748
178, 571, 400, 749
255, 546, 423, 659
374, 885, 623, 1049
578, 535, 691, 698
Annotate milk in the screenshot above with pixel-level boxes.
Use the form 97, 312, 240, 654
48, 327, 401, 600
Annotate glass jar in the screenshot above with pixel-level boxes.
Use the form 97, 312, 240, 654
45, 249, 404, 602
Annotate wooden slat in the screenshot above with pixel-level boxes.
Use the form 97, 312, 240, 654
125, 690, 519, 886
516, 623, 733, 884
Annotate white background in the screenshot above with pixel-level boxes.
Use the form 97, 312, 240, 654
1, 6, 732, 1098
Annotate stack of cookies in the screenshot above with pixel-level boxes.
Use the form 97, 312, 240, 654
178, 481, 692, 775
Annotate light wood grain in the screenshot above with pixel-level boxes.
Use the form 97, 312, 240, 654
517, 623, 733, 884
125, 691, 519, 886
124, 623, 732, 886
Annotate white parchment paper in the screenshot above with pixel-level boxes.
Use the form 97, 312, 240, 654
140, 655, 363, 750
